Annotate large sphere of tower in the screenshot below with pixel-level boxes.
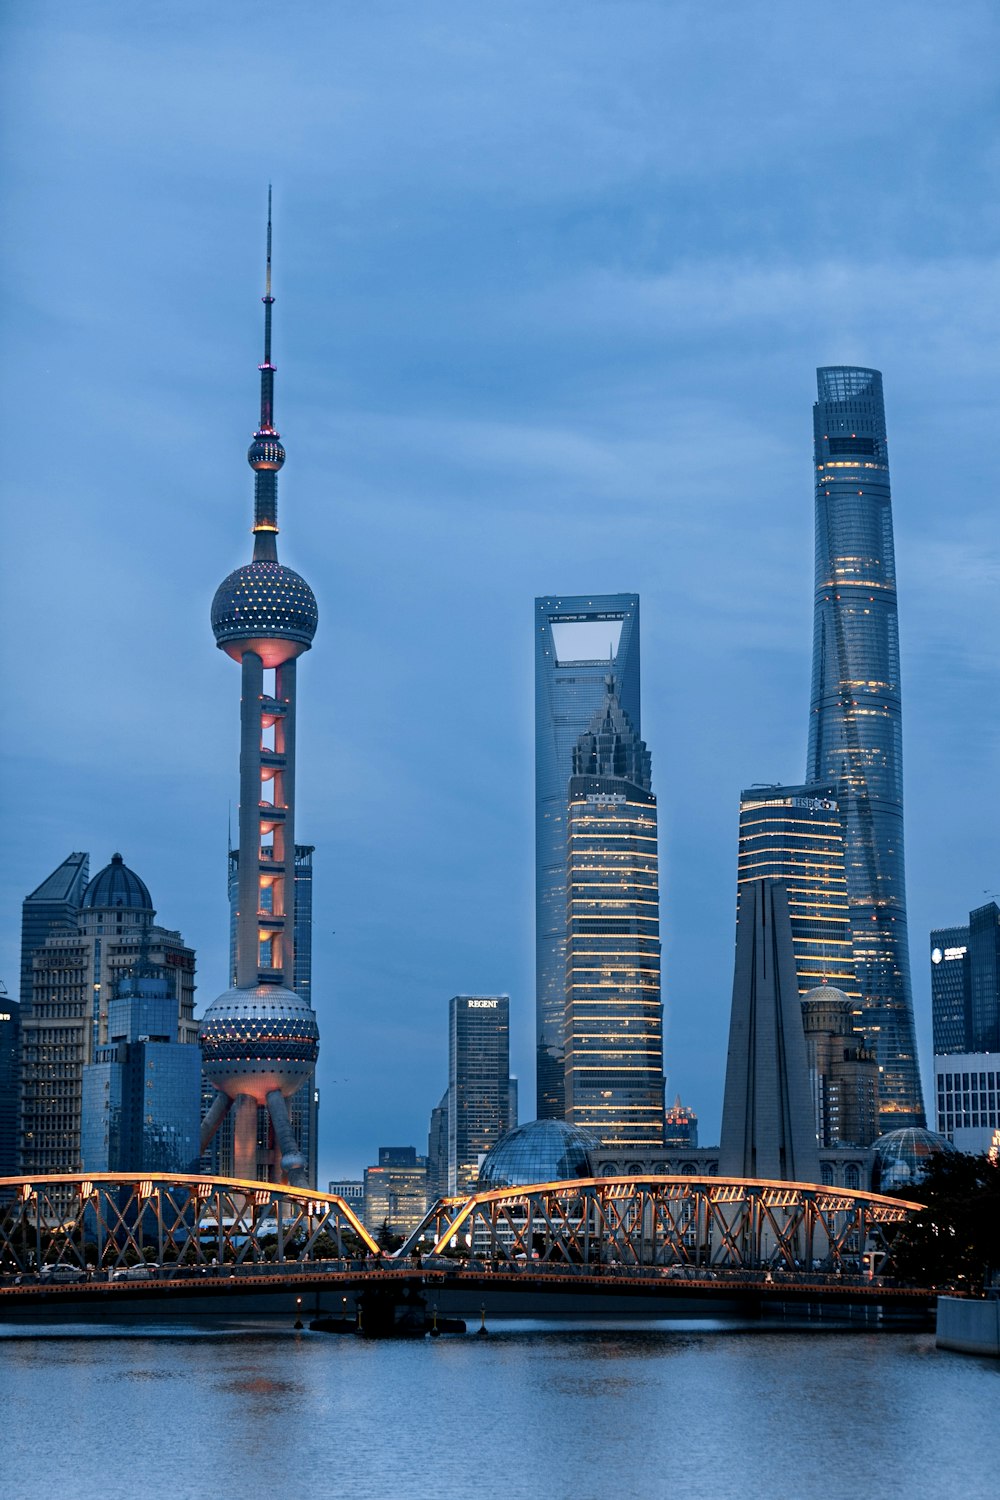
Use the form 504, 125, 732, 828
199, 983, 320, 1105
211, 560, 318, 667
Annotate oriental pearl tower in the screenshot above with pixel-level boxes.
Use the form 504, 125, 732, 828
199, 194, 320, 1187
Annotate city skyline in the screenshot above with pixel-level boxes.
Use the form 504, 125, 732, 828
3, 5, 998, 1182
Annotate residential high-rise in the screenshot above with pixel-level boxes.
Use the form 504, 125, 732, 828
535, 593, 640, 1118
448, 995, 514, 1195
199, 198, 320, 1187
806, 367, 924, 1128
219, 843, 319, 1184
19, 854, 197, 1177
81, 949, 201, 1174
932, 901, 1000, 1056
564, 676, 664, 1147
19, 852, 90, 1013
719, 879, 820, 1183
737, 784, 859, 1000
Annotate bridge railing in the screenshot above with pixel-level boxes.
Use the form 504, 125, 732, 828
398, 1176, 923, 1277
0, 1173, 380, 1276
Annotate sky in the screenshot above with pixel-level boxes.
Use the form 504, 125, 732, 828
2, 2, 998, 1183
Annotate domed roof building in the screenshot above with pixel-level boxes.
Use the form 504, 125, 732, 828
477, 1120, 600, 1191
870, 1126, 958, 1194
81, 853, 153, 913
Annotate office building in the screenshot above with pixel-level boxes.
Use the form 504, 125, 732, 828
20, 852, 90, 1013
218, 843, 319, 1185
932, 901, 1000, 1056
801, 985, 878, 1148
0, 994, 18, 1175
934, 1055, 1000, 1155
19, 853, 197, 1176
931, 926, 973, 1056
719, 879, 820, 1183
363, 1147, 429, 1239
328, 1178, 365, 1217
564, 675, 664, 1147
448, 995, 515, 1195
199, 200, 321, 1186
427, 1090, 449, 1201
806, 366, 924, 1128
737, 784, 859, 999
81, 952, 201, 1173
535, 593, 640, 1117
663, 1097, 698, 1149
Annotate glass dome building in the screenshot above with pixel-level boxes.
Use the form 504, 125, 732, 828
477, 1120, 600, 1191
870, 1126, 957, 1194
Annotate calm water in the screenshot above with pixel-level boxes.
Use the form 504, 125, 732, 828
2, 1320, 998, 1500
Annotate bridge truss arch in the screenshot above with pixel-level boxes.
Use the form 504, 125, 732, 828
402, 1176, 922, 1276
0, 1173, 379, 1275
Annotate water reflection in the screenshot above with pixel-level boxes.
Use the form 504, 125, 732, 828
2, 1326, 998, 1500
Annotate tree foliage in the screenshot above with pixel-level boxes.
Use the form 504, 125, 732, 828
887, 1153, 1000, 1291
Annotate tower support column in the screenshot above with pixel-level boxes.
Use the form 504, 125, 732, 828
237, 652, 264, 988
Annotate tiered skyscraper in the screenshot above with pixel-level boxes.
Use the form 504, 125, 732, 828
564, 676, 664, 1146
199, 199, 320, 1187
535, 594, 639, 1118
807, 367, 924, 1129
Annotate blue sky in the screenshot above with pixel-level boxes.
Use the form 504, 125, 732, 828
3, 2, 998, 1180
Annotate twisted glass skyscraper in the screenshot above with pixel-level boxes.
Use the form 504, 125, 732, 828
807, 367, 924, 1128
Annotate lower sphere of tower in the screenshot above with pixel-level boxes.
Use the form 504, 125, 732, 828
199, 983, 319, 1106
211, 559, 318, 665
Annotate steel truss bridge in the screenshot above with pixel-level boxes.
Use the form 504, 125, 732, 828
402, 1175, 921, 1274
0, 1173, 379, 1276
0, 1173, 929, 1321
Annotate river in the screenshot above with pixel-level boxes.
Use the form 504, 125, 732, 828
2, 1320, 998, 1500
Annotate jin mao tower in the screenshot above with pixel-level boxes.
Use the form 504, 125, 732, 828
807, 367, 924, 1128
199, 198, 320, 1186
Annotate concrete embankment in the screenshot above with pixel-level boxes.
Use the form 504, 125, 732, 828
936, 1296, 1000, 1357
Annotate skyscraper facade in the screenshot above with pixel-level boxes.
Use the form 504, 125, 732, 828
931, 901, 1000, 1056
448, 995, 514, 1195
801, 985, 878, 1148
0, 993, 18, 1175
19, 852, 90, 1013
19, 854, 197, 1177
81, 956, 201, 1174
806, 367, 924, 1128
535, 593, 640, 1118
738, 784, 859, 999
564, 677, 664, 1147
199, 200, 320, 1188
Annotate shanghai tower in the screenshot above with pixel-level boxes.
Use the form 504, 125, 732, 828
807, 367, 924, 1129
199, 196, 321, 1185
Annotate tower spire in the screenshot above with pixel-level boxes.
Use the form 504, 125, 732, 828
248, 186, 284, 559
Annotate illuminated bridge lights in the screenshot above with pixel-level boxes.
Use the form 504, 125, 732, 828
399, 1175, 922, 1276
0, 1173, 379, 1276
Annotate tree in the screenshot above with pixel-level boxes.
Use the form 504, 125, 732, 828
887, 1153, 1000, 1291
